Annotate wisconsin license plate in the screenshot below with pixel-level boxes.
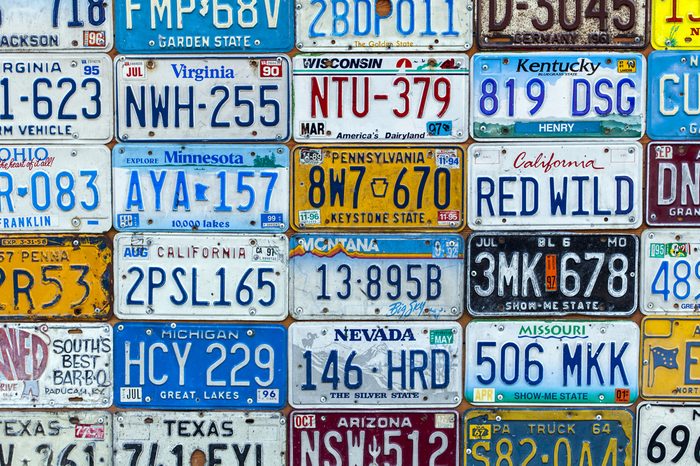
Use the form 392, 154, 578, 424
471, 52, 645, 140
647, 143, 700, 225
637, 403, 700, 466
466, 320, 639, 405
115, 56, 290, 142
114, 322, 286, 409
652, 0, 700, 49
290, 234, 464, 320
112, 144, 288, 232
293, 55, 469, 142
467, 143, 642, 229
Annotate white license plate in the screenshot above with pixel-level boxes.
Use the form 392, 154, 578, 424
293, 54, 469, 142
468, 142, 642, 229
115, 233, 288, 320
637, 403, 700, 466
115, 56, 291, 142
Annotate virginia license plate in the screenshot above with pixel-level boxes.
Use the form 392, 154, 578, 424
115, 56, 290, 142
637, 403, 700, 466
466, 320, 639, 405
652, 0, 700, 49
467, 143, 642, 229
114, 322, 286, 409
471, 52, 645, 140
293, 55, 469, 142
290, 234, 464, 320
647, 143, 700, 225
112, 144, 288, 232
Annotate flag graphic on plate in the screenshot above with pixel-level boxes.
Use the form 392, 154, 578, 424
647, 346, 679, 386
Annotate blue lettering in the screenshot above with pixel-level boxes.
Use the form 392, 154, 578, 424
571, 79, 590, 116
498, 176, 516, 216
125, 171, 144, 211
549, 177, 567, 215
477, 177, 495, 217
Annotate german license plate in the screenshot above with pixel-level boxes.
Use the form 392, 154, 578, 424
293, 55, 469, 142
290, 234, 464, 320
466, 320, 639, 405
115, 56, 290, 142
652, 0, 700, 49
471, 52, 645, 140
468, 233, 638, 316
114, 322, 286, 409
112, 144, 288, 232
291, 146, 464, 230
467, 143, 642, 229
647, 143, 700, 225
289, 322, 462, 407
637, 403, 700, 466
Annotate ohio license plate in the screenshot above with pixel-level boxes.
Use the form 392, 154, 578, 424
112, 144, 288, 232
289, 322, 462, 407
290, 234, 464, 320
637, 403, 700, 466
652, 0, 700, 49
467, 143, 642, 229
293, 55, 469, 142
647, 143, 700, 225
471, 52, 645, 140
468, 233, 638, 316
466, 320, 639, 405
114, 322, 286, 409
115, 56, 290, 142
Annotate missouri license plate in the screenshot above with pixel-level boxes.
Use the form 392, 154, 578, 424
293, 55, 469, 142
652, 0, 700, 49
466, 320, 639, 405
647, 143, 700, 225
637, 403, 700, 466
471, 52, 645, 140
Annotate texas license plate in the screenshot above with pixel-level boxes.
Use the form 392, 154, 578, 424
115, 56, 290, 142
467, 143, 642, 229
652, 0, 700, 49
112, 144, 288, 232
466, 320, 639, 405
471, 52, 645, 140
647, 143, 700, 225
637, 403, 700, 466
293, 55, 469, 142
290, 234, 464, 319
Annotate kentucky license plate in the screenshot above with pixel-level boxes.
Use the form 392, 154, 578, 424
115, 56, 290, 142
652, 0, 700, 49
648, 143, 700, 225
471, 52, 645, 140
637, 403, 700, 466
294, 55, 469, 142
290, 234, 464, 320
466, 320, 639, 405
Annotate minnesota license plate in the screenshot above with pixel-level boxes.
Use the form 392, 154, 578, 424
112, 144, 288, 232
466, 320, 639, 405
647, 143, 700, 225
115, 56, 290, 142
637, 403, 700, 466
471, 52, 645, 140
290, 234, 464, 320
293, 55, 469, 142
652, 0, 700, 49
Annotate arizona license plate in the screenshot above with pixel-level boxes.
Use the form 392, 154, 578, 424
466, 320, 639, 405
293, 55, 469, 142
290, 234, 464, 320
647, 143, 700, 225
652, 0, 700, 49
467, 143, 642, 229
471, 52, 645, 140
637, 403, 700, 466
115, 56, 290, 142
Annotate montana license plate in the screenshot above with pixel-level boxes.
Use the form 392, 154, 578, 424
647, 143, 700, 225
637, 403, 700, 466
652, 0, 700, 49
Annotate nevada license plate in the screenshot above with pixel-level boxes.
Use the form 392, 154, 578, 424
652, 0, 700, 49
466, 320, 639, 405
112, 144, 288, 232
293, 55, 469, 142
115, 56, 290, 142
467, 143, 642, 229
290, 234, 464, 320
647, 143, 700, 225
471, 52, 645, 140
637, 403, 700, 466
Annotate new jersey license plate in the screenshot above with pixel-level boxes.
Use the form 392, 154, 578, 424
652, 0, 700, 49
293, 55, 469, 142
647, 143, 700, 225
471, 52, 645, 140
637, 403, 700, 466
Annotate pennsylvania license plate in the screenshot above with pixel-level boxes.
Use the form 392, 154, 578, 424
466, 320, 639, 405
471, 52, 645, 140
637, 403, 700, 466
293, 55, 469, 142
112, 144, 288, 232
290, 234, 464, 320
115, 56, 291, 142
652, 0, 700, 49
647, 143, 700, 225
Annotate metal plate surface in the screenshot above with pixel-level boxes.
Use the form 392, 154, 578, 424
290, 234, 464, 320
115, 55, 291, 142
637, 403, 700, 466
112, 144, 288, 232
293, 55, 469, 142
467, 143, 642, 229
471, 52, 645, 140
651, 0, 700, 49
647, 143, 700, 225
466, 320, 639, 405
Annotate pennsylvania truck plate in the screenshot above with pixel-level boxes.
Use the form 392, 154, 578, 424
652, 0, 700, 49
290, 234, 464, 320
647, 143, 700, 225
293, 55, 469, 142
637, 403, 700, 466
466, 320, 639, 405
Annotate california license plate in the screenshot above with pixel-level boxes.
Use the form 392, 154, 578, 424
293, 55, 469, 142
115, 56, 290, 142
112, 144, 288, 232
652, 0, 700, 49
471, 52, 645, 140
466, 320, 639, 405
637, 403, 700, 466
647, 143, 700, 225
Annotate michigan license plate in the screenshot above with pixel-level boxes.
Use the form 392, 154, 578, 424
652, 0, 700, 49
647, 143, 700, 225
637, 403, 700, 466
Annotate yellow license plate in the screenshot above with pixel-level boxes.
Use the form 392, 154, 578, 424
652, 0, 700, 49
0, 235, 111, 319
292, 146, 464, 230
